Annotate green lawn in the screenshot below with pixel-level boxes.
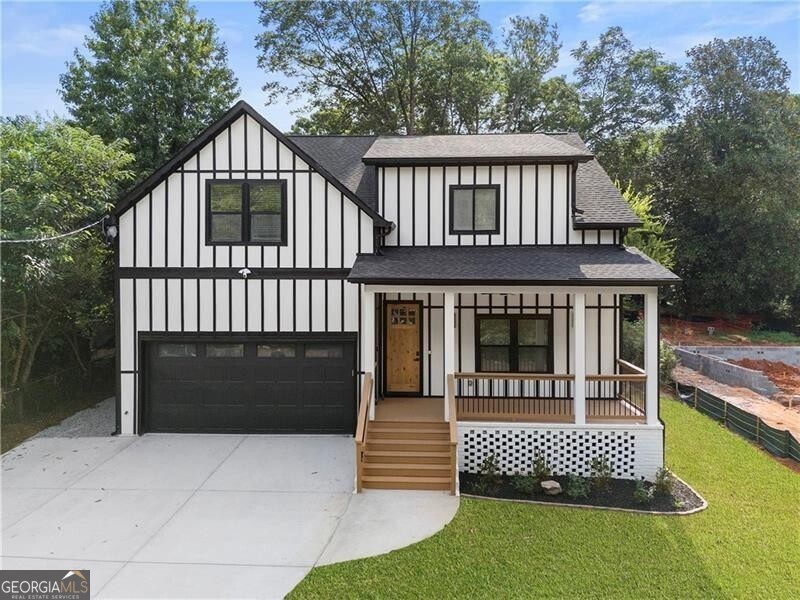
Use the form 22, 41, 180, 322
291, 397, 800, 599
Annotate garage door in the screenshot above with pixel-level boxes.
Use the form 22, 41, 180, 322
143, 337, 356, 434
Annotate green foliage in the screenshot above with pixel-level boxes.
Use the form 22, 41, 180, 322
530, 452, 552, 482
571, 27, 682, 171
564, 474, 590, 499
0, 117, 133, 399
620, 182, 675, 269
475, 453, 502, 495
621, 319, 681, 381
511, 473, 539, 496
587, 456, 613, 492
654, 37, 800, 319
653, 467, 674, 496
633, 478, 653, 504
256, 0, 494, 135
60, 0, 239, 176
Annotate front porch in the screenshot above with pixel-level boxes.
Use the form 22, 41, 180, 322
355, 284, 663, 493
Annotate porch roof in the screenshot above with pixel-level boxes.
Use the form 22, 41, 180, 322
348, 245, 680, 286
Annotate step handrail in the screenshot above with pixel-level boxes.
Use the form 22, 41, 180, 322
355, 372, 373, 493
447, 374, 458, 495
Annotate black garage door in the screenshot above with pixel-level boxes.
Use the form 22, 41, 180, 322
143, 337, 356, 434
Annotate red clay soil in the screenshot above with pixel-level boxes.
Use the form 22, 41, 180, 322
730, 359, 800, 395
672, 365, 800, 438
662, 316, 764, 345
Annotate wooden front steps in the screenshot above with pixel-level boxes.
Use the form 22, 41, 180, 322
360, 420, 454, 491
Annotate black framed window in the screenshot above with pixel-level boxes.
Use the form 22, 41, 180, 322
206, 179, 287, 245
449, 184, 500, 234
476, 315, 552, 373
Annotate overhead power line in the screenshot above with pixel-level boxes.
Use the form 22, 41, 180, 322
0, 217, 106, 244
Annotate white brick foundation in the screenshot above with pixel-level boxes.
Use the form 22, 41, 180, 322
458, 422, 664, 481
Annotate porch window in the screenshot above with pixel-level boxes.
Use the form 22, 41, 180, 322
449, 184, 500, 234
206, 179, 287, 245
476, 315, 552, 373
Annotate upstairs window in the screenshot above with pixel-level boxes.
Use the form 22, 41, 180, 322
206, 180, 287, 245
449, 184, 500, 235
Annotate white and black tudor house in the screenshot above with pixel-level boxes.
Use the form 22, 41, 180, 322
114, 101, 679, 493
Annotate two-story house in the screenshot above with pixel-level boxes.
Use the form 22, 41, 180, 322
114, 101, 678, 494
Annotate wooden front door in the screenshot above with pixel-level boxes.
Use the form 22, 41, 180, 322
385, 302, 422, 395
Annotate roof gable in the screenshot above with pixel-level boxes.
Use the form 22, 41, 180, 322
114, 101, 389, 226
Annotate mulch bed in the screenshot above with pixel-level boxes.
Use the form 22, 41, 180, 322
460, 471, 705, 513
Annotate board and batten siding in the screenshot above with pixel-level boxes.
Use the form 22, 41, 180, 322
117, 113, 375, 435
378, 165, 620, 247
380, 292, 620, 397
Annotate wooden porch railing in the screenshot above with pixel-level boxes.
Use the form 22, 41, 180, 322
447, 374, 458, 495
354, 372, 373, 493
454, 372, 576, 422
585, 359, 647, 419
454, 362, 647, 422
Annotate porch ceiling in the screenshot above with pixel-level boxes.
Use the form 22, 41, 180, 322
348, 245, 680, 286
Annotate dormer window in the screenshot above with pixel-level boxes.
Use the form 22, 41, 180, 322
449, 184, 500, 235
206, 179, 287, 245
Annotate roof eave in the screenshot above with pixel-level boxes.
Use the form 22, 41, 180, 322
347, 276, 681, 286
362, 155, 594, 166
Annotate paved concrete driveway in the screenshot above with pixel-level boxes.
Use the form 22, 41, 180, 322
1, 434, 458, 599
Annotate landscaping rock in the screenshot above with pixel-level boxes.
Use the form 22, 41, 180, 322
541, 480, 562, 495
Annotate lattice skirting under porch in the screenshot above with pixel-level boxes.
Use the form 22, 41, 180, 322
458, 423, 664, 480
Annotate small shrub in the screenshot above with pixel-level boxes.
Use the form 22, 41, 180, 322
660, 341, 679, 381
588, 455, 613, 492
530, 452, 552, 481
511, 473, 539, 496
565, 474, 591, 499
653, 467, 674, 496
476, 453, 501, 494
634, 479, 654, 504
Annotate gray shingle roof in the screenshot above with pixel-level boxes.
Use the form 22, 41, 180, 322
288, 135, 379, 211
550, 133, 641, 227
362, 133, 593, 164
348, 245, 679, 285
288, 131, 640, 229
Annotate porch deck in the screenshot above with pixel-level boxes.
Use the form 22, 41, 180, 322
375, 396, 645, 425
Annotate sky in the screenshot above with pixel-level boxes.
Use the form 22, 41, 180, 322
2, 0, 799, 130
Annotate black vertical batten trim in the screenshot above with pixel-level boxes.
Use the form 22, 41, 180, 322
565, 166, 570, 244
565, 293, 570, 375
457, 166, 462, 247
442, 167, 446, 244
227, 124, 232, 268
148, 192, 153, 267
471, 167, 477, 246
395, 167, 400, 246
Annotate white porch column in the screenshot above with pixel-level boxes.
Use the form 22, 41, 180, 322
443, 291, 456, 421
361, 288, 376, 420
644, 288, 660, 425
573, 292, 586, 425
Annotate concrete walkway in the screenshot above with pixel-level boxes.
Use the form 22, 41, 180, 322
1, 434, 459, 599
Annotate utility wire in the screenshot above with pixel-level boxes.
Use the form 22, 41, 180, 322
0, 216, 105, 244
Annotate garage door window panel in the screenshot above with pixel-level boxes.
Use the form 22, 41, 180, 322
158, 343, 197, 357
206, 343, 244, 358
257, 344, 297, 358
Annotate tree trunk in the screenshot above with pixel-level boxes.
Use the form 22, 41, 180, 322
20, 316, 52, 386
10, 293, 28, 388
67, 331, 89, 377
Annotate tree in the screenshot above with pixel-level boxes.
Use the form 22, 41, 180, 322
654, 37, 800, 319
255, 0, 494, 134
0, 118, 133, 401
493, 15, 581, 133
620, 181, 675, 269
60, 0, 239, 177
571, 27, 682, 181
